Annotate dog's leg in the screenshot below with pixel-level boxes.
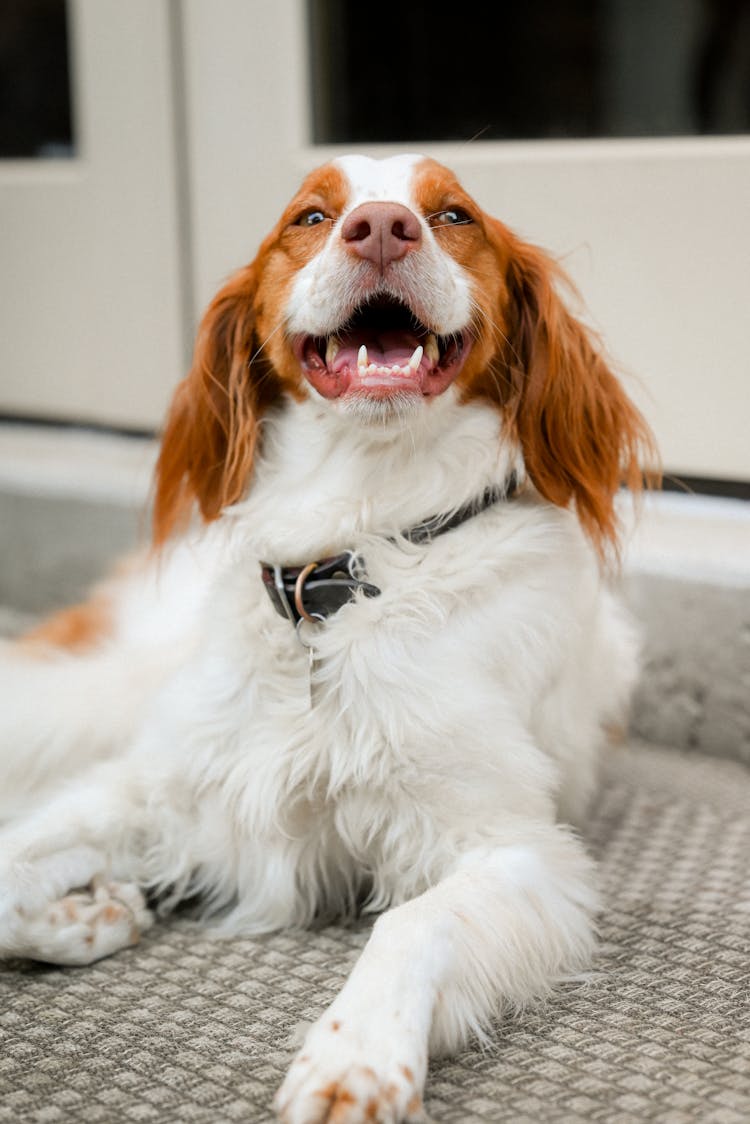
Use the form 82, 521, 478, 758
0, 765, 153, 965
274, 825, 597, 1124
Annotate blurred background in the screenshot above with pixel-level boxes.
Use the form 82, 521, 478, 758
0, 0, 748, 491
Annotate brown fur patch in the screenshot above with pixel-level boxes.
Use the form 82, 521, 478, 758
152, 163, 351, 547
604, 721, 627, 745
20, 596, 112, 654
414, 156, 658, 560
407, 1092, 423, 1116
316, 1082, 356, 1121
18, 553, 146, 655
62, 899, 80, 922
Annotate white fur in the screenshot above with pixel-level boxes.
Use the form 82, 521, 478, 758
0, 155, 640, 1124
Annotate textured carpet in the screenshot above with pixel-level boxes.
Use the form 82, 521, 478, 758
1, 742, 749, 1124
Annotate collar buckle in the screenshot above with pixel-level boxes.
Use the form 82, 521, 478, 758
261, 551, 381, 625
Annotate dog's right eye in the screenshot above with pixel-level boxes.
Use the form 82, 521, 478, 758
296, 209, 328, 227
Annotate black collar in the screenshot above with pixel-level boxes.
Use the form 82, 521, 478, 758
260, 474, 518, 626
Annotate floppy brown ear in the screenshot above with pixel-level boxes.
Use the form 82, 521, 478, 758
152, 264, 281, 545
499, 232, 658, 557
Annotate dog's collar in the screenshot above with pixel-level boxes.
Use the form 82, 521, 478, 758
260, 475, 519, 627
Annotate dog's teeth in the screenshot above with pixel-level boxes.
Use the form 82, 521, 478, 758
325, 338, 340, 365
408, 345, 423, 372
358, 344, 368, 371
425, 334, 440, 364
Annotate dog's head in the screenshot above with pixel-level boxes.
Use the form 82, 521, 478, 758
154, 154, 655, 553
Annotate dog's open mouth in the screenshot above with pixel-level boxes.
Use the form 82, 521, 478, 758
294, 297, 472, 401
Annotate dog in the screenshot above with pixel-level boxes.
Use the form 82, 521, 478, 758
0, 154, 654, 1123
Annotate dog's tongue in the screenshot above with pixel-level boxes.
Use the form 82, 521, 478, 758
332, 328, 422, 372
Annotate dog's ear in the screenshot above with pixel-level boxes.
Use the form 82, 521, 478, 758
152, 263, 282, 545
498, 229, 657, 557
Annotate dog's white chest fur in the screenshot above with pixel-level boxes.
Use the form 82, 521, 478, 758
126, 394, 632, 939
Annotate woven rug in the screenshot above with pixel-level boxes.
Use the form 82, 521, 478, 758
1, 741, 748, 1124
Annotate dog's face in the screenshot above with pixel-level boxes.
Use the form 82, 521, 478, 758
154, 155, 654, 552
270, 154, 489, 416
240, 154, 515, 425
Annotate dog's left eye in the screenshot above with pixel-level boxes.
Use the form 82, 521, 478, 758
429, 208, 473, 227
296, 209, 328, 227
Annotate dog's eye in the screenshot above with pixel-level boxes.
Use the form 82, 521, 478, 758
296, 209, 328, 227
429, 209, 473, 227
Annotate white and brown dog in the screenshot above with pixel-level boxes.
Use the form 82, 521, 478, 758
0, 155, 654, 1123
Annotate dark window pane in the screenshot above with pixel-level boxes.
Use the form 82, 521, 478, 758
308, 0, 750, 143
0, 0, 75, 158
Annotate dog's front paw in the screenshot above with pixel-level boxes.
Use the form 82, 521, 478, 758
274, 1014, 426, 1124
3, 877, 153, 965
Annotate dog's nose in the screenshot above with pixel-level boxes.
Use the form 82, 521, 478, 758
341, 202, 422, 268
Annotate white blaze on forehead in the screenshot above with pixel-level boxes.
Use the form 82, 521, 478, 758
333, 153, 424, 209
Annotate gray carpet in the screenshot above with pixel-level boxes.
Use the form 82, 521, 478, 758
1, 742, 748, 1123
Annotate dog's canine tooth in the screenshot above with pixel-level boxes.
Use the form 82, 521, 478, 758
425, 334, 440, 364
358, 344, 369, 371
408, 345, 423, 372
325, 338, 340, 365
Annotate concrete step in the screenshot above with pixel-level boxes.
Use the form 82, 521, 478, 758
1, 423, 749, 767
